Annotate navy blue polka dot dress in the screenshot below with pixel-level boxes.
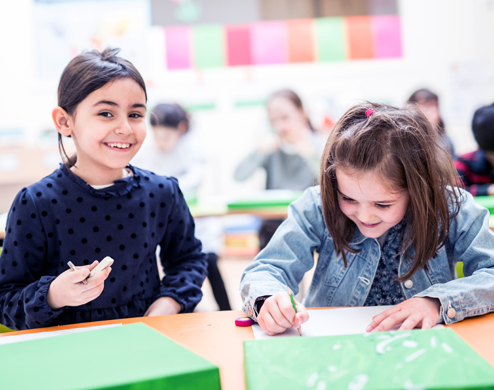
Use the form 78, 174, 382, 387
0, 164, 207, 330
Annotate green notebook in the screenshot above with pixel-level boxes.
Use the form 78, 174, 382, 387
0, 323, 220, 390
228, 191, 303, 210
475, 196, 494, 214
244, 328, 494, 390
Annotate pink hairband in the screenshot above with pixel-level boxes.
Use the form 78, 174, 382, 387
365, 108, 375, 118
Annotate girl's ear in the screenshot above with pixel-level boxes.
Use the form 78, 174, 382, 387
52, 107, 72, 136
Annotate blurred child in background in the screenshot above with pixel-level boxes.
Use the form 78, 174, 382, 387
133, 103, 231, 310
234, 89, 325, 249
455, 103, 494, 196
408, 88, 455, 157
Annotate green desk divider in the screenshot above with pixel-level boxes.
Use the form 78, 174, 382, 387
228, 191, 303, 210
244, 328, 494, 390
0, 323, 220, 390
475, 195, 494, 214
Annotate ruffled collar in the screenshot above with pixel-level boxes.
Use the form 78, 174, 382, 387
59, 164, 141, 198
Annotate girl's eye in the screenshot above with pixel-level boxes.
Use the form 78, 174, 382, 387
99, 112, 113, 118
376, 204, 391, 209
129, 113, 143, 118
342, 197, 356, 203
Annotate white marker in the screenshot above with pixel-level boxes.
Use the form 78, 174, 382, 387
87, 256, 114, 281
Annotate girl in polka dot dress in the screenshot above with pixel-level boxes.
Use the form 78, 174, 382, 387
0, 48, 208, 330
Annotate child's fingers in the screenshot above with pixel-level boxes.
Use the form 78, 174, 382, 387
372, 310, 410, 332
293, 306, 310, 327
86, 266, 111, 285
277, 294, 298, 325
264, 298, 293, 329
85, 260, 100, 271
65, 267, 91, 284
421, 316, 435, 329
398, 314, 422, 331
260, 310, 289, 335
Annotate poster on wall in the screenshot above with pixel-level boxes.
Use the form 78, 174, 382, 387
34, 0, 151, 80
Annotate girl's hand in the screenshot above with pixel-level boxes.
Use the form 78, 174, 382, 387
144, 297, 181, 317
366, 297, 441, 332
257, 291, 309, 336
47, 261, 111, 310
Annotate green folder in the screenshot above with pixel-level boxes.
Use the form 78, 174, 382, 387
227, 191, 303, 210
244, 328, 494, 390
0, 323, 220, 390
475, 195, 494, 214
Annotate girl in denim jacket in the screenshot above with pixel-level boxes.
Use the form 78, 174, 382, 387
241, 102, 494, 336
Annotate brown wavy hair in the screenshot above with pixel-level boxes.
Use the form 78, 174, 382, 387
320, 102, 461, 281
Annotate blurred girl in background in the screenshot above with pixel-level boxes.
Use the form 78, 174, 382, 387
133, 103, 231, 311
234, 89, 325, 249
408, 88, 455, 157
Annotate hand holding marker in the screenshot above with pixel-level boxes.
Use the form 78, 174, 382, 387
288, 287, 302, 336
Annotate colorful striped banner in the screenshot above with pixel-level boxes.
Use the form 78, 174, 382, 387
164, 26, 191, 70
250, 21, 288, 65
192, 24, 225, 69
287, 19, 315, 63
345, 16, 374, 60
225, 25, 251, 66
164, 15, 402, 70
315, 17, 346, 61
373, 15, 402, 58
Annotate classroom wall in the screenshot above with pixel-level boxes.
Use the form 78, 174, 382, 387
0, 0, 493, 212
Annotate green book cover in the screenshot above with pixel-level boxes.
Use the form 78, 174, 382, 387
227, 191, 303, 209
0, 323, 220, 390
475, 196, 494, 214
244, 328, 494, 390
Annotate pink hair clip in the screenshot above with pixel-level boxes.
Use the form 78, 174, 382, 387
365, 108, 375, 118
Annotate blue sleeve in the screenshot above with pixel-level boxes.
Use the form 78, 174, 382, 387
415, 189, 494, 324
157, 178, 207, 313
239, 187, 325, 320
0, 188, 66, 330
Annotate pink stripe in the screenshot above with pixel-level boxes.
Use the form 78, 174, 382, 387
226, 25, 251, 66
372, 16, 402, 59
250, 21, 288, 65
165, 26, 191, 70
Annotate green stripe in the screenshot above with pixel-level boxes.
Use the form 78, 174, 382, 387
315, 17, 346, 61
193, 24, 225, 69
234, 99, 267, 108
184, 102, 216, 111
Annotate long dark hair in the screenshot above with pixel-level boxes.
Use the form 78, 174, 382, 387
408, 88, 445, 135
320, 102, 461, 281
269, 89, 315, 131
57, 47, 147, 167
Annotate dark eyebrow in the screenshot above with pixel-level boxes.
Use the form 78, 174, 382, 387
94, 100, 118, 107
337, 189, 396, 204
93, 101, 146, 109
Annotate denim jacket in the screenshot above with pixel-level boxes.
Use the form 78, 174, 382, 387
240, 186, 494, 325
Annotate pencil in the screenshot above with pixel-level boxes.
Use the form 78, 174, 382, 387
287, 287, 302, 336
67, 261, 87, 284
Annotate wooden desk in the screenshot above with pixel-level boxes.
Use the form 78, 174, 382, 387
1, 310, 494, 390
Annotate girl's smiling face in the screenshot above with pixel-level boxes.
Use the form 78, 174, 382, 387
57, 77, 147, 184
336, 169, 409, 238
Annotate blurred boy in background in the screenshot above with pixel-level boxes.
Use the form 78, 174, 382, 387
455, 103, 494, 196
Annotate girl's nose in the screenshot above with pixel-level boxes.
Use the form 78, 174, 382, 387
356, 207, 376, 223
115, 119, 134, 135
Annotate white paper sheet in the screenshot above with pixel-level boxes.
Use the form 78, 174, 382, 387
252, 306, 443, 340
0, 323, 122, 346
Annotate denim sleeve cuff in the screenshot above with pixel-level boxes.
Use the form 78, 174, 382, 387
413, 290, 464, 325
242, 286, 286, 322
